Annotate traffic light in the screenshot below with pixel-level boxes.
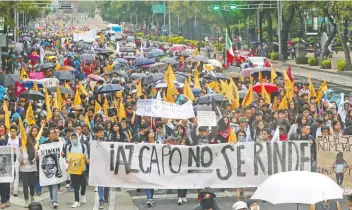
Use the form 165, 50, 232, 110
208, 5, 221, 11
224, 4, 237, 11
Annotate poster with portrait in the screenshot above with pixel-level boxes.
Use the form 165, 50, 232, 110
316, 135, 352, 195
0, 146, 14, 183
39, 142, 67, 186
67, 153, 85, 175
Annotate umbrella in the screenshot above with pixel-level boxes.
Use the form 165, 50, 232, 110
48, 86, 74, 95
52, 71, 74, 80
252, 82, 279, 93
80, 54, 95, 61
175, 72, 188, 83
207, 59, 222, 68
238, 90, 258, 99
113, 63, 129, 70
179, 66, 192, 73
114, 70, 128, 78
251, 68, 283, 78
142, 73, 164, 85
130, 73, 146, 80
144, 47, 157, 52
60, 66, 75, 71
67, 52, 78, 57
124, 56, 137, 59
0, 74, 22, 87
83, 50, 96, 55
161, 57, 178, 65
136, 59, 155, 66
96, 84, 124, 94
185, 55, 210, 62
197, 94, 226, 104
169, 45, 185, 52
36, 63, 54, 69
149, 62, 168, 71
120, 47, 134, 52
147, 49, 165, 58
179, 50, 194, 57
19, 90, 45, 100
45, 50, 56, 56
125, 42, 136, 48
154, 80, 184, 89
87, 74, 105, 82
114, 58, 128, 64
251, 171, 343, 205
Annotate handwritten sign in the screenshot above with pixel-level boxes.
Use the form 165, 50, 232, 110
197, 111, 217, 127
316, 135, 352, 195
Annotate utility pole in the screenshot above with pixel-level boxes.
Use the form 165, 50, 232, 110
14, 9, 17, 42
256, 9, 260, 42
163, 0, 166, 35
277, 0, 282, 60
168, 1, 171, 36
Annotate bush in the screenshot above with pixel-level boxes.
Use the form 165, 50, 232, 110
135, 32, 144, 38
308, 57, 319, 66
266, 52, 272, 59
271, 52, 279, 60
295, 57, 308, 64
214, 44, 225, 51
321, 59, 331, 69
337, 60, 347, 71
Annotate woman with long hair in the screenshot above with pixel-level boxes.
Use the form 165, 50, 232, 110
109, 123, 126, 142
253, 121, 265, 142
212, 117, 231, 144
18, 126, 38, 207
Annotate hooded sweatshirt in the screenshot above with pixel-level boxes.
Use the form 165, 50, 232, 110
192, 187, 221, 210
66, 132, 88, 172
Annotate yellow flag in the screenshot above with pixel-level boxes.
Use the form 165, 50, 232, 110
118, 100, 126, 121
230, 79, 240, 110
56, 85, 63, 110
270, 67, 278, 83
183, 80, 195, 101
44, 86, 52, 121
165, 82, 175, 103
272, 96, 279, 111
103, 97, 109, 116
64, 83, 72, 90
193, 49, 199, 56
78, 82, 88, 96
99, 33, 104, 45
20, 67, 28, 80
137, 81, 142, 98
316, 81, 328, 106
193, 67, 201, 89
261, 82, 271, 104
241, 83, 253, 108
55, 62, 61, 71
283, 70, 294, 101
3, 101, 10, 130
84, 113, 91, 128
26, 103, 36, 125
19, 117, 27, 149
224, 81, 234, 101
188, 74, 192, 84
208, 81, 220, 93
94, 101, 102, 114
73, 89, 81, 106
278, 95, 288, 109
180, 55, 185, 63
258, 71, 263, 83
220, 80, 229, 95
164, 64, 176, 84
228, 129, 237, 143
33, 81, 39, 91
307, 72, 317, 98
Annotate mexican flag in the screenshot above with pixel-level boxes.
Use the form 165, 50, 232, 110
226, 29, 235, 64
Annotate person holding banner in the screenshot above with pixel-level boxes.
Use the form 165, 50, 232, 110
7, 125, 21, 197
0, 129, 11, 209
192, 188, 220, 210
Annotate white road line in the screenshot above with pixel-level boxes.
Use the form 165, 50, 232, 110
130, 191, 254, 200
10, 192, 52, 206
108, 188, 116, 210
93, 189, 99, 210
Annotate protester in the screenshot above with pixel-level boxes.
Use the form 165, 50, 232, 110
309, 200, 341, 210
28, 202, 43, 210
232, 201, 248, 210
192, 187, 220, 210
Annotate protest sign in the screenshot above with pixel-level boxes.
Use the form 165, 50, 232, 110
39, 142, 67, 186
197, 111, 217, 126
89, 141, 311, 188
73, 30, 96, 42
316, 135, 352, 194
67, 153, 85, 175
0, 146, 14, 183
136, 99, 195, 119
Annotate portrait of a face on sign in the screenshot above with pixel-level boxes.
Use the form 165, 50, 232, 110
41, 153, 62, 179
0, 146, 14, 183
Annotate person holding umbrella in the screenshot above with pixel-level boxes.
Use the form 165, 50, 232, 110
309, 200, 341, 210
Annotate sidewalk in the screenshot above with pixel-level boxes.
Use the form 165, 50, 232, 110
270, 59, 352, 76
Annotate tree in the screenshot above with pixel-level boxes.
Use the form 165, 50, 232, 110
280, 1, 297, 60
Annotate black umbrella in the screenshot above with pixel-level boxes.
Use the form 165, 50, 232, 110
36, 63, 55, 70
197, 94, 226, 104
0, 74, 22, 87
142, 73, 164, 85
96, 84, 124, 94
161, 58, 178, 65
130, 73, 146, 80
48, 86, 74, 95
114, 70, 128, 78
19, 90, 45, 100
80, 54, 95, 61
174, 72, 188, 83
251, 68, 283, 78
52, 71, 75, 80
185, 55, 210, 62
179, 66, 192, 73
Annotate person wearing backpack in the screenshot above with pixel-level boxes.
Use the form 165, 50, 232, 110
7, 125, 21, 197
65, 132, 89, 208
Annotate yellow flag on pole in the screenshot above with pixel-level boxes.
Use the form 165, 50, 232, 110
3, 101, 10, 130
26, 103, 36, 125
44, 86, 52, 121
19, 117, 27, 149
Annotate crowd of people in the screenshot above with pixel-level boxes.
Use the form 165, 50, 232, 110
0, 16, 351, 210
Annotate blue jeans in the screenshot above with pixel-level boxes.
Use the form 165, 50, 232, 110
98, 187, 110, 202
49, 184, 58, 204
35, 178, 41, 194
146, 189, 154, 200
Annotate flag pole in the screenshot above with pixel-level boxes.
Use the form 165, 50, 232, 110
224, 29, 227, 65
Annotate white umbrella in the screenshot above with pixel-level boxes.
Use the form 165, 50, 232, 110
251, 171, 343, 205
207, 59, 222, 68
154, 80, 184, 89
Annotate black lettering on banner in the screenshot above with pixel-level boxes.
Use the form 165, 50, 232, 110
201, 146, 213, 167
273, 142, 286, 173
188, 146, 200, 167
300, 142, 310, 171
216, 145, 233, 180
169, 148, 182, 174
237, 145, 246, 177
114, 144, 138, 174
288, 142, 299, 171
161, 145, 171, 174
266, 142, 273, 175
254, 142, 266, 175
149, 145, 161, 175
139, 145, 150, 173
110, 144, 114, 171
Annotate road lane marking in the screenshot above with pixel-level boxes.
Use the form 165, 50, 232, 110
93, 190, 99, 210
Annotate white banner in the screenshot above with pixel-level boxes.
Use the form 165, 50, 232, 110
136, 99, 195, 119
24, 78, 59, 88
73, 30, 96, 42
0, 146, 14, 183
197, 111, 217, 127
39, 142, 67, 186
89, 141, 311, 189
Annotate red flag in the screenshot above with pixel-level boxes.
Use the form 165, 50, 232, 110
287, 65, 294, 82
14, 81, 26, 98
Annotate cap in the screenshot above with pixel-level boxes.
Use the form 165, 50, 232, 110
232, 201, 248, 210
235, 108, 242, 113
238, 117, 249, 123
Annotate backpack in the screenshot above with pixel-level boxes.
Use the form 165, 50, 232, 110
68, 143, 85, 155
